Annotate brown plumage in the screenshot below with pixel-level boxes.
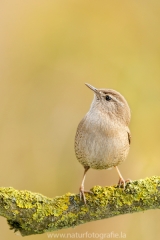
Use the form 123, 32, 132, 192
74, 83, 131, 203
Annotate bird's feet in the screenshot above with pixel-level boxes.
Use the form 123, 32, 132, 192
79, 185, 93, 204
117, 177, 132, 189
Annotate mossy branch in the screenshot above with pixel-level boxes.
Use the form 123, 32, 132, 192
0, 176, 160, 236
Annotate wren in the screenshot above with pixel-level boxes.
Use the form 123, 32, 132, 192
75, 83, 131, 203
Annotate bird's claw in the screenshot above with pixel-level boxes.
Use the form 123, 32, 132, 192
79, 186, 93, 204
117, 178, 132, 189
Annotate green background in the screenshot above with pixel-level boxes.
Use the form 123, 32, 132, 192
0, 1, 160, 239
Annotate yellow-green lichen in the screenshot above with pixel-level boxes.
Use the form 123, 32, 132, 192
32, 192, 70, 222
1, 176, 160, 236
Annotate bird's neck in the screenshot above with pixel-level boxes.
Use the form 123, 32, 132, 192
85, 107, 127, 131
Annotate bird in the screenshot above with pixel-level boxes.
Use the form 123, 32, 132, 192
74, 83, 131, 204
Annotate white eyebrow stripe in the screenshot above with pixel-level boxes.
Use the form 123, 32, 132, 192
100, 91, 125, 107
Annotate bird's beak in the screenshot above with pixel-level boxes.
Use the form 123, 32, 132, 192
85, 83, 100, 97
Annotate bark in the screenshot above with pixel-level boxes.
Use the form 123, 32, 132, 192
0, 176, 160, 236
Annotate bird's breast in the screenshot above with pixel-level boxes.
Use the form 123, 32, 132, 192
75, 111, 130, 169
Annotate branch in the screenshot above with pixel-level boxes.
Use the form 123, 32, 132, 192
0, 176, 160, 236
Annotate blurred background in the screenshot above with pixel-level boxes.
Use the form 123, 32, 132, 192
0, 0, 160, 239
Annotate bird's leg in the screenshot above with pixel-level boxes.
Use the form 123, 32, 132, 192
115, 166, 131, 189
79, 166, 92, 204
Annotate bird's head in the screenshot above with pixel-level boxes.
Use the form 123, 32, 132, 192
85, 83, 131, 125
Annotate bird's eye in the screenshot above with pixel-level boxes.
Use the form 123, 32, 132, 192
105, 95, 112, 101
